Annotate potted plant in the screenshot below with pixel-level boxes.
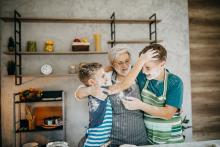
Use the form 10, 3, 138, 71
7, 37, 15, 52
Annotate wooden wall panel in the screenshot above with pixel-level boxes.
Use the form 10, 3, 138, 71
189, 0, 220, 140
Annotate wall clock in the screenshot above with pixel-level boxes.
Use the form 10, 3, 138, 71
41, 64, 53, 75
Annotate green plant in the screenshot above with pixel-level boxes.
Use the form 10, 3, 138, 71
7, 37, 15, 52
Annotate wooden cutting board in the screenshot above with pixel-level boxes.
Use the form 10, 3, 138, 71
34, 106, 62, 126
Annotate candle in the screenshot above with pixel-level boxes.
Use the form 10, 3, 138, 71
93, 33, 101, 52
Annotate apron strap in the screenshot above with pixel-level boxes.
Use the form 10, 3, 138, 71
162, 69, 168, 98
111, 70, 117, 84
143, 78, 150, 90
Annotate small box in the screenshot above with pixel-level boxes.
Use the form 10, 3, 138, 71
72, 42, 90, 51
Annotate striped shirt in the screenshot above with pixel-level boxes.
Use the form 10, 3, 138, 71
84, 99, 112, 147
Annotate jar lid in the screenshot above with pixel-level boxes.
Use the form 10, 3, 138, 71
46, 40, 54, 45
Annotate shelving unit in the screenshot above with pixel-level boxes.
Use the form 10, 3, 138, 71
13, 73, 77, 78
3, 51, 108, 55
110, 12, 116, 47
14, 10, 22, 85
107, 40, 162, 44
13, 90, 65, 147
0, 17, 161, 24
15, 126, 63, 133
109, 12, 159, 47
1, 10, 161, 85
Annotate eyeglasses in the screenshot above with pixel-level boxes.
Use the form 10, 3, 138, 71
113, 59, 131, 66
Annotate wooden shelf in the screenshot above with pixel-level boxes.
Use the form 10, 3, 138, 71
16, 125, 63, 133
3, 51, 108, 55
14, 91, 64, 102
107, 40, 163, 44
5, 74, 77, 77
0, 17, 161, 24
15, 73, 77, 77
15, 99, 62, 103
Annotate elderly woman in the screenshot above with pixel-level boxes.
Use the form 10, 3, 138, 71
75, 45, 148, 146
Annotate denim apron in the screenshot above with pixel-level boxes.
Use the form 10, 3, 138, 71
109, 71, 148, 146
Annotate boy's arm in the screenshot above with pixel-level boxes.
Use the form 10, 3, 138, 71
74, 85, 91, 100
108, 49, 158, 94
74, 85, 108, 101
108, 58, 145, 94
122, 97, 177, 120
75, 66, 112, 100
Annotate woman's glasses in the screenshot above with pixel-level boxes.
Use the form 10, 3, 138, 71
113, 59, 131, 66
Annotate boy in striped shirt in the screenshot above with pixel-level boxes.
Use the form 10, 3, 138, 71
78, 63, 112, 147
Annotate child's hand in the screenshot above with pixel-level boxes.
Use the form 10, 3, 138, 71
140, 49, 159, 63
121, 97, 142, 110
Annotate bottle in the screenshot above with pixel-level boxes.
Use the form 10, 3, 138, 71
93, 33, 101, 52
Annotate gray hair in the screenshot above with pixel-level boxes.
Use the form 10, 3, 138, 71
108, 45, 131, 64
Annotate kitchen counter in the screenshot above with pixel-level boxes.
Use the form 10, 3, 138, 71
139, 140, 220, 147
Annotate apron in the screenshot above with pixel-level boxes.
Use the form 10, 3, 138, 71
141, 71, 184, 144
109, 71, 148, 146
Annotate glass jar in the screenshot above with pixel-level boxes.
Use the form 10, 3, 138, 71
44, 40, 54, 52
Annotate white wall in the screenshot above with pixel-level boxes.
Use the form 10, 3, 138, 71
0, 0, 192, 146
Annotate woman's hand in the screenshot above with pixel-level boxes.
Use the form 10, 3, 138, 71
121, 97, 143, 110
140, 49, 159, 63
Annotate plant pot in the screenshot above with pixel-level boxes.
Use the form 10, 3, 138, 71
7, 61, 16, 75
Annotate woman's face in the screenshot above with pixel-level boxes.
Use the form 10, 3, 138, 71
142, 61, 165, 80
112, 53, 131, 76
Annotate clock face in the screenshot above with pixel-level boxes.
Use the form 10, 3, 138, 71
41, 64, 53, 75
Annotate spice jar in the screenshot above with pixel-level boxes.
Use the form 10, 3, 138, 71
69, 64, 78, 74
27, 41, 37, 52
44, 40, 54, 52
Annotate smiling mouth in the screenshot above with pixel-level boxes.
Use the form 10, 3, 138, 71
122, 69, 128, 72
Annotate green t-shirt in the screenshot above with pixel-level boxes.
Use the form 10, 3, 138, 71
136, 70, 183, 109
